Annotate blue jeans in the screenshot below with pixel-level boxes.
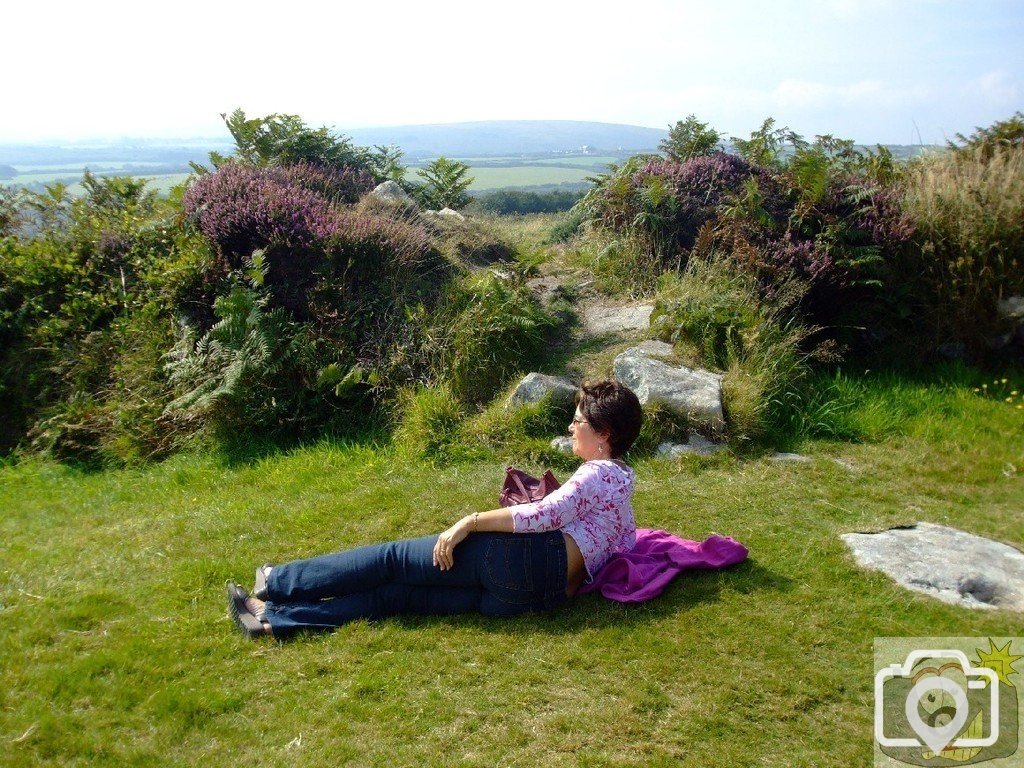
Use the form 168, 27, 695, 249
263, 530, 568, 637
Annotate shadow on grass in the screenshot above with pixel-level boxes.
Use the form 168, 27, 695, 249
272, 558, 791, 644
212, 419, 392, 469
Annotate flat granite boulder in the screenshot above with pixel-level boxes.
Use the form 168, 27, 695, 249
657, 434, 728, 458
842, 522, 1024, 611
613, 345, 725, 431
583, 304, 654, 335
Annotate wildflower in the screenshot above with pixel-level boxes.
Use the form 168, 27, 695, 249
1001, 378, 1008, 384
973, 387, 981, 392
1006, 397, 1014, 403
1012, 391, 1019, 396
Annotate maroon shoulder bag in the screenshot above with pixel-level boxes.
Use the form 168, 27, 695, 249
499, 466, 561, 507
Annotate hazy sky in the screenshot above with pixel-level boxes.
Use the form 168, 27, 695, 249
4, 0, 1021, 144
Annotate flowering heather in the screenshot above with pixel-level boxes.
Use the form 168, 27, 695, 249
277, 162, 375, 206
183, 163, 337, 262
328, 211, 433, 268
597, 152, 782, 254
846, 182, 916, 253
635, 153, 770, 207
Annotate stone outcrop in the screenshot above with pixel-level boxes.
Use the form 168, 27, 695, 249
842, 522, 1024, 611
369, 180, 414, 205
657, 435, 728, 458
583, 304, 654, 335
507, 373, 577, 410
550, 436, 573, 454
613, 345, 725, 431
423, 207, 465, 220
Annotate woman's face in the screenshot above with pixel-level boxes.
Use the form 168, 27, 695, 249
569, 404, 609, 461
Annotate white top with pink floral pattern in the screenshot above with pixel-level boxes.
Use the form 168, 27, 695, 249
507, 460, 637, 583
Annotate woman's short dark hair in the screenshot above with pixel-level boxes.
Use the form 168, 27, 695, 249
576, 380, 643, 459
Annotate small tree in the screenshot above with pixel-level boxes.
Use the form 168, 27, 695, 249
417, 157, 474, 209
660, 115, 722, 163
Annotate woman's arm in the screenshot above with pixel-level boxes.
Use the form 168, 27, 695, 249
433, 508, 514, 571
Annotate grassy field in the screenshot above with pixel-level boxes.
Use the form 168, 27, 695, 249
1, 366, 1021, 766
4, 162, 599, 196
408, 165, 595, 191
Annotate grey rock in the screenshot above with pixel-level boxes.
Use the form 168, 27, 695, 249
770, 452, 812, 463
583, 304, 654, 335
370, 180, 414, 204
613, 346, 724, 430
550, 436, 574, 454
507, 373, 577, 410
657, 434, 727, 458
842, 522, 1024, 611
437, 207, 465, 220
997, 295, 1024, 320
631, 340, 675, 359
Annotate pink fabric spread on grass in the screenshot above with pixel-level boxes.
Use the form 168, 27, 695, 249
578, 528, 749, 603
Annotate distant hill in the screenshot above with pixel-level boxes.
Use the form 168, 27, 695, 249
341, 120, 668, 158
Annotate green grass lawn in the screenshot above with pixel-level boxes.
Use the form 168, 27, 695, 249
1, 369, 1021, 766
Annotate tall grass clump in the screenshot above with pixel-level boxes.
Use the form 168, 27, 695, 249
902, 146, 1024, 345
436, 272, 559, 404
651, 256, 832, 445
392, 384, 466, 463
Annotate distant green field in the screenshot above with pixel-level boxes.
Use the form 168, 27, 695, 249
143, 173, 191, 195
4, 165, 594, 196
529, 155, 619, 167
408, 165, 594, 191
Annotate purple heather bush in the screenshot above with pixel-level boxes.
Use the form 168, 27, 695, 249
277, 162, 376, 206
183, 163, 337, 262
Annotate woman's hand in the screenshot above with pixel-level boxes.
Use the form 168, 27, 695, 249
433, 517, 471, 571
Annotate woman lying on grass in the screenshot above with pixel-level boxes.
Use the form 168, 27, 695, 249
227, 380, 643, 639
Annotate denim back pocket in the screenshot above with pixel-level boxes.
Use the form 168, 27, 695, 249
483, 537, 535, 601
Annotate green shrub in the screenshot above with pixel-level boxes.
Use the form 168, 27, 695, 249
651, 257, 830, 445
163, 282, 300, 439
547, 206, 590, 244
461, 388, 578, 469
629, 401, 689, 457
439, 273, 559, 403
392, 384, 466, 462
569, 233, 660, 299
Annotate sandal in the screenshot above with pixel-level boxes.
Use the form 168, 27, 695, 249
226, 582, 269, 639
